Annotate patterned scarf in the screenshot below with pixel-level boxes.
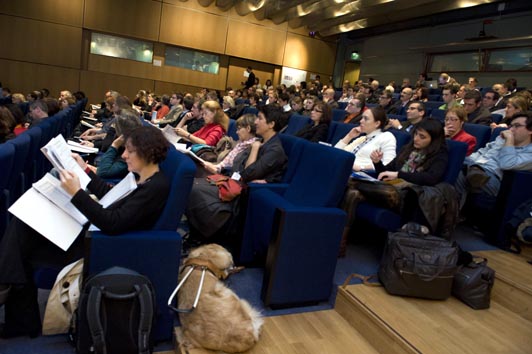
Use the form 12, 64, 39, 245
400, 150, 426, 173
221, 137, 258, 168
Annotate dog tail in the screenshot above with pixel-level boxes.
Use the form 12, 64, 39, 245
241, 299, 264, 341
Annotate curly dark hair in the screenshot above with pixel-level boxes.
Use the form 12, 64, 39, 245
124, 126, 169, 164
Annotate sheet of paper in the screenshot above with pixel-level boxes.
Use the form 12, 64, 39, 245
8, 189, 83, 251
81, 120, 97, 129
67, 140, 99, 154
41, 135, 91, 189
32, 173, 88, 225
351, 171, 380, 182
98, 172, 137, 208
161, 125, 181, 144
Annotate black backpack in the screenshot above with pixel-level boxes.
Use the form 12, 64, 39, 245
72, 266, 156, 354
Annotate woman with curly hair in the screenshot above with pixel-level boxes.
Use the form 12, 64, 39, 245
0, 126, 171, 338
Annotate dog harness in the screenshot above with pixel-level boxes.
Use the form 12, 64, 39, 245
167, 259, 228, 314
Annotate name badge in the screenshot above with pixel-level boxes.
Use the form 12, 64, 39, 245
231, 172, 241, 181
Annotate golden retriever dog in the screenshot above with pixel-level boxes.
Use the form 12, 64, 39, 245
177, 244, 263, 353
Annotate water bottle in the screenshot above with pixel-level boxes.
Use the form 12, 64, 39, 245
151, 111, 157, 122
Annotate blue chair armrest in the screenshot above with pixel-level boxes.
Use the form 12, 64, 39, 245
262, 207, 346, 307
247, 183, 289, 195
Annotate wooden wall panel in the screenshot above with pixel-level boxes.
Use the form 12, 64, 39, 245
83, 0, 161, 41
159, 56, 229, 91
0, 59, 80, 97
228, 7, 287, 31
154, 81, 205, 96
225, 20, 286, 65
226, 57, 276, 92
0, 0, 84, 27
160, 3, 228, 54
88, 54, 158, 81
79, 71, 155, 104
0, 15, 82, 69
284, 33, 336, 75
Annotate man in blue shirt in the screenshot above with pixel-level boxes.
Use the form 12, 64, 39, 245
457, 111, 532, 205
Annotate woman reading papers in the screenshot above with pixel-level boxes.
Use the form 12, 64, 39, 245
0, 126, 170, 338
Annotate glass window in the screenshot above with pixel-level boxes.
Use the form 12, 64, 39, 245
90, 32, 153, 63
429, 52, 481, 72
486, 47, 532, 71
165, 46, 220, 74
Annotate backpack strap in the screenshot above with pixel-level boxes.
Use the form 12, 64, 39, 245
87, 286, 107, 354
136, 284, 154, 354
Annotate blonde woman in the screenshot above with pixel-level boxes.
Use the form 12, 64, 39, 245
175, 100, 229, 146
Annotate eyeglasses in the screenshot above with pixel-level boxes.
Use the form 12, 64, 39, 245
407, 107, 421, 111
509, 123, 526, 129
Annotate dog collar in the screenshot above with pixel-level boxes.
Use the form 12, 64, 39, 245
183, 258, 227, 280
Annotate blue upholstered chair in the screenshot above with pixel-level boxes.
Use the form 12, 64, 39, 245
0, 143, 15, 239
424, 101, 443, 111
355, 140, 468, 232
85, 146, 195, 341
332, 108, 347, 122
463, 123, 491, 151
283, 114, 311, 135
227, 118, 238, 140
430, 108, 446, 122
23, 127, 43, 190
337, 101, 348, 109
327, 121, 356, 146
34, 146, 195, 342
5, 134, 31, 208
491, 113, 503, 124
242, 106, 258, 116
240, 140, 354, 307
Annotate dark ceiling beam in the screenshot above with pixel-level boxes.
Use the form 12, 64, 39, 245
343, 0, 530, 40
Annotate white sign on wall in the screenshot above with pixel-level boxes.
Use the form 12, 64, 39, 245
281, 67, 307, 87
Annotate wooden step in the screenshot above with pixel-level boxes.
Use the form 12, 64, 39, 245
473, 250, 532, 322
336, 284, 532, 354
174, 309, 380, 354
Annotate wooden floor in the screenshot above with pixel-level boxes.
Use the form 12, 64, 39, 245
165, 249, 532, 354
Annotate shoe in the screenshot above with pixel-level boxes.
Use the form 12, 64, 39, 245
466, 167, 490, 190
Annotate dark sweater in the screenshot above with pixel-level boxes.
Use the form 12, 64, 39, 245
71, 170, 169, 235
374, 146, 448, 186
295, 123, 329, 143
236, 134, 287, 183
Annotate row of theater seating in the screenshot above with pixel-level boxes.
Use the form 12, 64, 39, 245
0, 100, 86, 238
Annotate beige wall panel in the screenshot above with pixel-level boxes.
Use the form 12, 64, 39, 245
163, 0, 226, 16
226, 57, 275, 91
84, 0, 161, 41
0, 0, 84, 26
0, 15, 81, 69
283, 33, 336, 75
88, 54, 157, 81
0, 59, 80, 97
287, 25, 311, 36
79, 71, 155, 104
154, 81, 205, 96
160, 64, 228, 91
226, 20, 285, 65
160, 4, 228, 54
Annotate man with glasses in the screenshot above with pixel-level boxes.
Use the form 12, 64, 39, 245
392, 87, 413, 115
378, 90, 397, 115
154, 93, 184, 127
343, 94, 366, 124
174, 98, 205, 135
389, 101, 424, 132
457, 112, 532, 205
